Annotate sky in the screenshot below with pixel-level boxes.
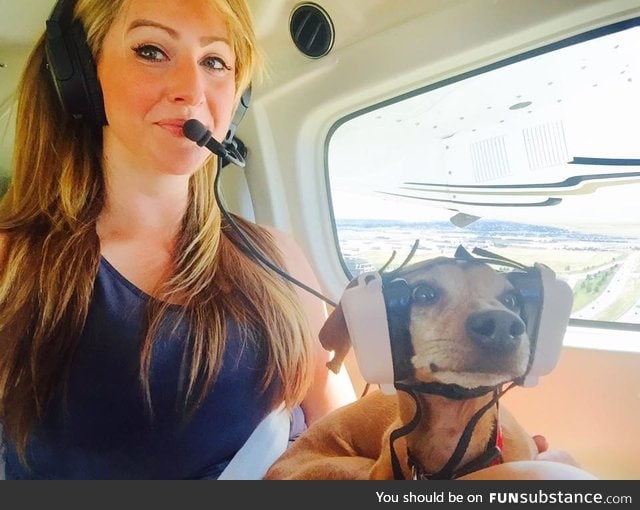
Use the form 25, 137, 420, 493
326, 25, 640, 230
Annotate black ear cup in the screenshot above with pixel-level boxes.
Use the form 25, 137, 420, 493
507, 270, 544, 368
45, 0, 107, 127
382, 278, 415, 381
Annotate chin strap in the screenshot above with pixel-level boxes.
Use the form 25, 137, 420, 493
390, 381, 517, 480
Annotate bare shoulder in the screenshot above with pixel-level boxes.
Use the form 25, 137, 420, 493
261, 225, 312, 277
262, 225, 301, 255
259, 225, 326, 299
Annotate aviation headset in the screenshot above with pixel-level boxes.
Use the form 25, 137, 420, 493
340, 245, 574, 394
44, 0, 251, 149
44, 0, 339, 306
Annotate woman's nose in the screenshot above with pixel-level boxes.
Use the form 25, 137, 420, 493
167, 59, 205, 106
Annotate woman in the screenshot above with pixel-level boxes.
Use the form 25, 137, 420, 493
0, 0, 593, 480
0, 0, 353, 479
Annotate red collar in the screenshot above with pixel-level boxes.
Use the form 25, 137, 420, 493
493, 422, 504, 465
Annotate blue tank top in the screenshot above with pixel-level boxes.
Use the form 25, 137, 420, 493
3, 257, 277, 479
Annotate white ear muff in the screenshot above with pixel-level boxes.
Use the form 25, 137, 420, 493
340, 256, 573, 393
340, 272, 396, 394
522, 264, 573, 387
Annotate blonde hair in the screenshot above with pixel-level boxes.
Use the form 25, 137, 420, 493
0, 0, 311, 460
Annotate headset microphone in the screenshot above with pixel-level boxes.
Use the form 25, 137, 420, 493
183, 119, 245, 168
183, 119, 337, 307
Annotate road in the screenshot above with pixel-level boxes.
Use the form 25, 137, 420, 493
572, 251, 640, 321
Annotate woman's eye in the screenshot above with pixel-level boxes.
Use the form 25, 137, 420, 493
501, 291, 520, 311
201, 56, 231, 72
133, 44, 167, 62
412, 284, 439, 305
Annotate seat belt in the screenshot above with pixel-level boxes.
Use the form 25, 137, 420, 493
217, 403, 290, 480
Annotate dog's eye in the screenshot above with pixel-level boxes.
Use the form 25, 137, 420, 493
412, 284, 439, 305
501, 291, 520, 311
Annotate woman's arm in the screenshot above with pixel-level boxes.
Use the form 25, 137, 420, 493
266, 227, 357, 425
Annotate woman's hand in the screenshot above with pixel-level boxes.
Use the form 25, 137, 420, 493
459, 435, 596, 479
533, 434, 582, 467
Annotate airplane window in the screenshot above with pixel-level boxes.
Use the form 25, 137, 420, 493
327, 20, 640, 333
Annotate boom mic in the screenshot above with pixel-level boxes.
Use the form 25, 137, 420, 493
182, 118, 337, 307
183, 118, 245, 167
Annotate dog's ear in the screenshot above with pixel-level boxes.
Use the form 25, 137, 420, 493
319, 302, 353, 374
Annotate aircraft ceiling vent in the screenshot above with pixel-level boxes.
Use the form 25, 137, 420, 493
289, 3, 335, 58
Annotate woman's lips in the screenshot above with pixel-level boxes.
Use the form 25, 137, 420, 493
156, 120, 188, 138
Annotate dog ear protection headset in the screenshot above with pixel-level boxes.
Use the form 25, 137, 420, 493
339, 244, 574, 395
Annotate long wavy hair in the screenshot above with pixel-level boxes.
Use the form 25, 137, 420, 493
0, 0, 313, 460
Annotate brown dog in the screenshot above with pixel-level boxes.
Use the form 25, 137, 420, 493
264, 256, 539, 480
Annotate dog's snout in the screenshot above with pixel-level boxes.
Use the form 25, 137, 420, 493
466, 310, 525, 353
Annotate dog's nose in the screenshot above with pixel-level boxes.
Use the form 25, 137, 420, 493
466, 310, 525, 353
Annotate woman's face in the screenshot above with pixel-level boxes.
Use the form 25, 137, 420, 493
97, 0, 236, 176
